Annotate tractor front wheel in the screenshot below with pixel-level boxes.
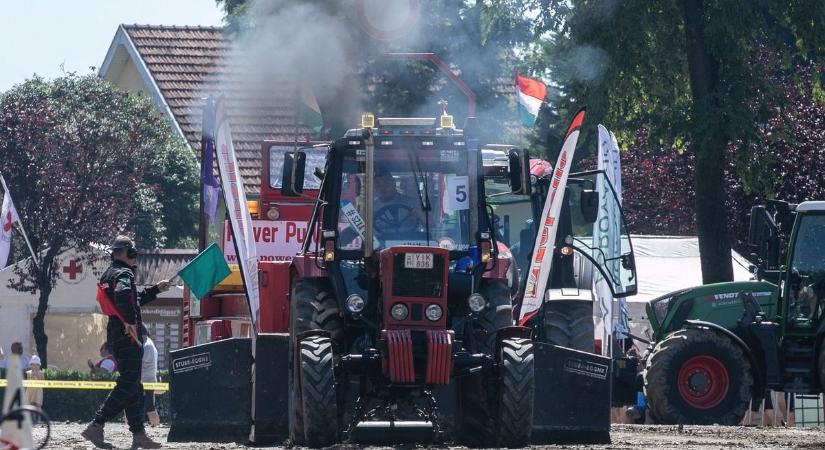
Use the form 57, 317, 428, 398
299, 335, 339, 447
289, 278, 344, 445
458, 280, 513, 447
644, 328, 752, 425
496, 337, 535, 448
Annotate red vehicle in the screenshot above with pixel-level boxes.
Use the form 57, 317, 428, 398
181, 141, 327, 346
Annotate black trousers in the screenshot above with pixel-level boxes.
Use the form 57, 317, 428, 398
94, 331, 145, 433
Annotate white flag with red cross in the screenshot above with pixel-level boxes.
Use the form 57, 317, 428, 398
1, 188, 19, 268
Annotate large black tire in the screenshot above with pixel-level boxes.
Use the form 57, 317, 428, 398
644, 328, 753, 425
458, 280, 514, 447
543, 300, 595, 352
300, 335, 339, 446
818, 343, 825, 391
496, 337, 535, 448
288, 278, 344, 445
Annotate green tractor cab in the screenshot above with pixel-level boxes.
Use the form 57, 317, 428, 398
644, 200, 825, 425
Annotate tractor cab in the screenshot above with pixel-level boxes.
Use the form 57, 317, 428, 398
749, 200, 825, 335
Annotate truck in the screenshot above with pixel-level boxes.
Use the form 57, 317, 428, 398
643, 199, 825, 425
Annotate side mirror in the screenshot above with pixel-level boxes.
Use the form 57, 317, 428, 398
508, 149, 532, 195
281, 151, 306, 196
580, 189, 599, 223
747, 205, 771, 246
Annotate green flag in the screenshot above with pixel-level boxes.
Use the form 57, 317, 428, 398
178, 243, 231, 299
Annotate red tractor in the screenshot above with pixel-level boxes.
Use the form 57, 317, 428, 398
279, 112, 535, 447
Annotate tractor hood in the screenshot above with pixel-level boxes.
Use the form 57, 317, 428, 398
647, 280, 779, 340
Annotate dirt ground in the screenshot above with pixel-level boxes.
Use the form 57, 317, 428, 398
33, 422, 825, 449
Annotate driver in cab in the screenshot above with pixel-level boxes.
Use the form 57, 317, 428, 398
373, 166, 425, 236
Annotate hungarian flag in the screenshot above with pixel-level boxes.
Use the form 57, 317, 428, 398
516, 74, 547, 127
0, 187, 19, 267
300, 82, 323, 134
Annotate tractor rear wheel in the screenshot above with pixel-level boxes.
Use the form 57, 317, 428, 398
299, 335, 339, 447
289, 278, 344, 445
644, 328, 752, 425
543, 300, 595, 352
496, 337, 534, 448
458, 280, 514, 447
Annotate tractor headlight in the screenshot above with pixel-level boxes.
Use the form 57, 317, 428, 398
468, 293, 486, 313
425, 304, 443, 321
346, 294, 365, 313
391, 303, 409, 321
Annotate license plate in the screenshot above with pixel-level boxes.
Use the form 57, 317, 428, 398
404, 253, 433, 269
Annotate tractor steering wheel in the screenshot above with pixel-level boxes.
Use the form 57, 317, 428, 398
374, 204, 423, 240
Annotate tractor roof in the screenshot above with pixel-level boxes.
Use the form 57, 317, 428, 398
796, 201, 825, 212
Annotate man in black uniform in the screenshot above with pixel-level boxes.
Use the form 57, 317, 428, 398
82, 236, 169, 448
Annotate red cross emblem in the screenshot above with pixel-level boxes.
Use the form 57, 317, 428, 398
2, 210, 12, 233
62, 259, 83, 280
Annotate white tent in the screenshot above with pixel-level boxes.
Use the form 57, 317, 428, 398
598, 235, 754, 348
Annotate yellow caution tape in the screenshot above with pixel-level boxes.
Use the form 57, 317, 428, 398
0, 379, 169, 391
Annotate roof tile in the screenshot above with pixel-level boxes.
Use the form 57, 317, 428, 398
123, 24, 311, 195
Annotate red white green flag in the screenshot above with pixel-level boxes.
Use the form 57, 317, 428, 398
516, 74, 547, 127
299, 82, 323, 134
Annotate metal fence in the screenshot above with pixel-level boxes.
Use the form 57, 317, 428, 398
794, 393, 824, 427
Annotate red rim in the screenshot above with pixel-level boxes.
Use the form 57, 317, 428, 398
677, 355, 729, 409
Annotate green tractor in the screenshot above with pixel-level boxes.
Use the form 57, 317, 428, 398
643, 199, 825, 425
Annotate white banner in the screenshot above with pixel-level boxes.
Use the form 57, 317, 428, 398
1, 187, 19, 267
519, 109, 586, 324
215, 99, 260, 329
593, 124, 624, 356
223, 219, 317, 262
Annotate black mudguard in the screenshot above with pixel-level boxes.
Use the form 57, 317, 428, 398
531, 342, 611, 444
168, 334, 291, 445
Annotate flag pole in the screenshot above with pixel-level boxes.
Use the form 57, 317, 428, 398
514, 71, 526, 149
0, 172, 39, 268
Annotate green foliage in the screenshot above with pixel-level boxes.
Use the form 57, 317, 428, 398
134, 138, 199, 249
0, 74, 180, 366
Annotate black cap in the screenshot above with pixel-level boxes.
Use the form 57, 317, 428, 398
110, 235, 135, 251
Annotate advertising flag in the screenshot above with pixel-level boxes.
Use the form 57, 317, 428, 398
1, 186, 20, 267
201, 100, 221, 224
516, 74, 547, 127
593, 124, 624, 356
214, 98, 261, 330
518, 108, 586, 325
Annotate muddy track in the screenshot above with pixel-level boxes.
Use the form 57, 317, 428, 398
36, 422, 825, 449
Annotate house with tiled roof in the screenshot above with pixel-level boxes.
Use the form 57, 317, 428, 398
99, 24, 310, 195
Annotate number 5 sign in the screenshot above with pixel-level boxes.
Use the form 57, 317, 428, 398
444, 175, 470, 213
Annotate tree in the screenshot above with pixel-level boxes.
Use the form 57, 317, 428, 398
0, 75, 179, 367
539, 0, 825, 283
215, 0, 544, 144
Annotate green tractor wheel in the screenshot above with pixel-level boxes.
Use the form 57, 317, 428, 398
644, 328, 753, 425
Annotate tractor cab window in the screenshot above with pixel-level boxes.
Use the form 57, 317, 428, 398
567, 171, 637, 297
787, 214, 825, 329
337, 148, 472, 254
269, 145, 327, 190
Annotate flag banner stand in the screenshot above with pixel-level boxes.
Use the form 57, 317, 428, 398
519, 108, 587, 325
